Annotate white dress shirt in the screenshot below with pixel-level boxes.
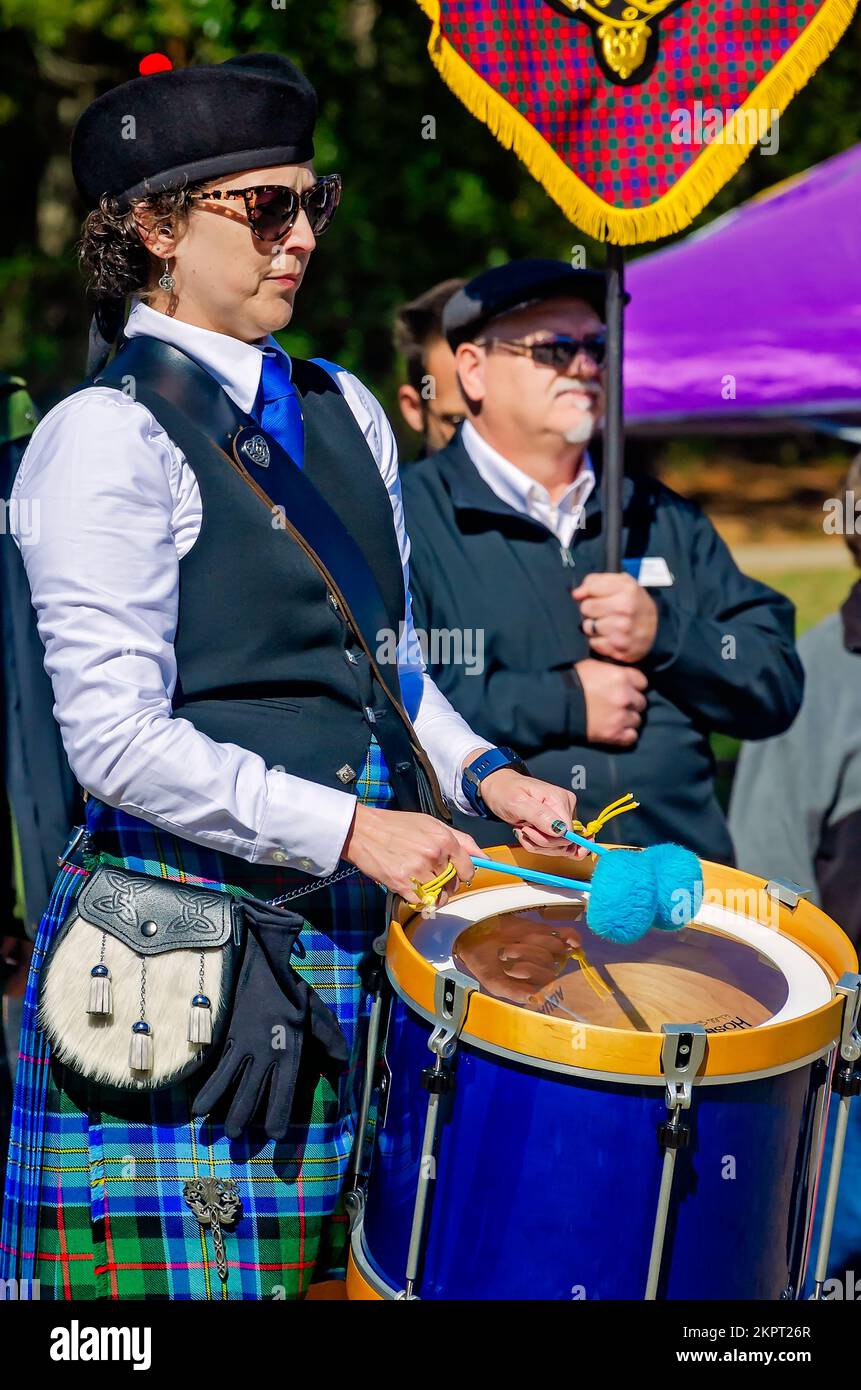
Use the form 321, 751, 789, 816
11, 301, 490, 877
461, 419, 595, 550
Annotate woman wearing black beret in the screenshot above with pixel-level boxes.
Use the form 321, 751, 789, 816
0, 52, 583, 1300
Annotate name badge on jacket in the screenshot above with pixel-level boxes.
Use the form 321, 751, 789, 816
623, 556, 674, 587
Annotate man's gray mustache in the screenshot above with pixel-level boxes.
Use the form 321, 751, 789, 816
555, 382, 602, 398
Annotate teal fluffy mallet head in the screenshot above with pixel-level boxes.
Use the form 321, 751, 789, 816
551, 819, 657, 943
588, 846, 660, 943
550, 820, 703, 942
641, 842, 704, 931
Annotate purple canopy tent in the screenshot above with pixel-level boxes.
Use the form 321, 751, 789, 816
624, 143, 861, 438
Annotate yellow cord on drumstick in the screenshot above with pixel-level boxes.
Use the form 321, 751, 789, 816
571, 791, 639, 839
412, 860, 458, 908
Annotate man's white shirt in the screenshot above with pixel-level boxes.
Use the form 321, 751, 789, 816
11, 301, 489, 877
460, 418, 595, 549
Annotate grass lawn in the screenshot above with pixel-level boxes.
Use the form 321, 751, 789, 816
760, 568, 855, 638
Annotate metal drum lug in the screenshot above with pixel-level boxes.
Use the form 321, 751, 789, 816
645, 1024, 707, 1300
765, 878, 811, 910
812, 974, 861, 1298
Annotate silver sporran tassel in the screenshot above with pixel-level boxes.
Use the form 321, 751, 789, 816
87, 963, 112, 1015
188, 994, 212, 1045
87, 931, 112, 1015
130, 957, 152, 1071
189, 954, 212, 1045
129, 1020, 153, 1072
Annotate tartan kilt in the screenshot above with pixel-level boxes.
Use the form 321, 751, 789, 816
0, 738, 392, 1300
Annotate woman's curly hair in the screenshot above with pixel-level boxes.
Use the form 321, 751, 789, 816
78, 183, 207, 301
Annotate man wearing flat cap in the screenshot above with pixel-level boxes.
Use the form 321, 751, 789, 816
402, 258, 804, 857
1, 62, 586, 1300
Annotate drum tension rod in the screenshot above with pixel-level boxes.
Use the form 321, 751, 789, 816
811, 972, 861, 1300
399, 969, 475, 1301
345, 930, 391, 1224
645, 1024, 708, 1302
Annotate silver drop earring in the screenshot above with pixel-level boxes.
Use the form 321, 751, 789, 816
158, 261, 176, 293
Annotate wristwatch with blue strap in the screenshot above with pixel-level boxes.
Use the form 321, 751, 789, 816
461, 745, 530, 818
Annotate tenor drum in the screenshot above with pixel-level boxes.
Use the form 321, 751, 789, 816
347, 849, 858, 1301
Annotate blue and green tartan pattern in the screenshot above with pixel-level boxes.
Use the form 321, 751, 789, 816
1, 738, 392, 1299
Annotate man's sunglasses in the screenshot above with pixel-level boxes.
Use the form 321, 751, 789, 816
193, 174, 342, 242
481, 333, 607, 369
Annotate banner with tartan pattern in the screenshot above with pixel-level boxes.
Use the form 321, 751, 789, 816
414, 0, 858, 242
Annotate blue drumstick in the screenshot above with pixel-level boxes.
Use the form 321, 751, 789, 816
470, 856, 590, 894
470, 844, 654, 943
550, 820, 610, 853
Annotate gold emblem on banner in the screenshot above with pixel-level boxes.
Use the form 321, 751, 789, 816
556, 0, 680, 80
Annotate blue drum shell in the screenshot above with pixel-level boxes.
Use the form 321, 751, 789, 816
360, 996, 825, 1300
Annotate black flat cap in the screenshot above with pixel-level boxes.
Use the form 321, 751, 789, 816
72, 52, 317, 209
443, 259, 611, 349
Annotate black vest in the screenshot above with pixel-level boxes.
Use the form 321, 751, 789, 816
94, 337, 423, 810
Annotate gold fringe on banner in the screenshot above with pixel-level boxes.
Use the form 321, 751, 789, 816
414, 0, 858, 244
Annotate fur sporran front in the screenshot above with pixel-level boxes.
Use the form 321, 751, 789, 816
39, 863, 244, 1090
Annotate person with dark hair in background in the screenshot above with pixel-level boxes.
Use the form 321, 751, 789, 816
0, 372, 81, 1178
394, 277, 465, 457
730, 453, 861, 1283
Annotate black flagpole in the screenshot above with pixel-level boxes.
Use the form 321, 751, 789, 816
603, 242, 626, 573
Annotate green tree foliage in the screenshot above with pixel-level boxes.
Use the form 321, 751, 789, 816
0, 0, 858, 431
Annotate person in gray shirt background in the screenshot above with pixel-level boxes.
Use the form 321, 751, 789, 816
730, 452, 861, 951
730, 451, 861, 1283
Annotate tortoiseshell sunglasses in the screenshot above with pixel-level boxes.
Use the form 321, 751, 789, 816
192, 173, 342, 242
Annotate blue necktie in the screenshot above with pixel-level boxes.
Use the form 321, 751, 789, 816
253, 350, 305, 469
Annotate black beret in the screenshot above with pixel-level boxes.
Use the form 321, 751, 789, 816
71, 52, 317, 210
443, 259, 611, 349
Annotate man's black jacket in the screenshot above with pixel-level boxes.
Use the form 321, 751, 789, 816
402, 429, 804, 862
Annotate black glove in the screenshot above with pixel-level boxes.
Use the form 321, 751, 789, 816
192, 899, 349, 1141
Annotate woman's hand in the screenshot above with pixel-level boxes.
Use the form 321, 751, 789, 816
342, 805, 482, 906
478, 769, 591, 859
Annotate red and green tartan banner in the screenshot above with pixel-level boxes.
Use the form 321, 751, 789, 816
414, 0, 858, 243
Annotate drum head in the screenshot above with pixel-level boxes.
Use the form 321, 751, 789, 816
410, 884, 833, 1035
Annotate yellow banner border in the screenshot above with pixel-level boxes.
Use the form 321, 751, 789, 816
414, 0, 858, 244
